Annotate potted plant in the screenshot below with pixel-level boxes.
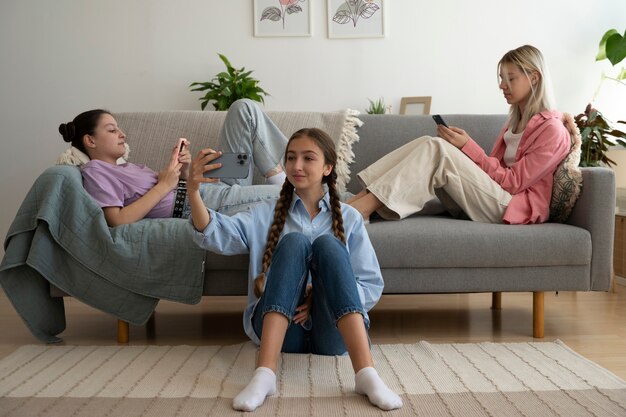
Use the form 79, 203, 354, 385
366, 97, 391, 114
576, 29, 626, 167
190, 54, 269, 111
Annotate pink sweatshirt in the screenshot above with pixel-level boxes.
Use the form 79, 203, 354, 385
461, 110, 570, 224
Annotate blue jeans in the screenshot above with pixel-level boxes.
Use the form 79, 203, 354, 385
252, 233, 367, 355
182, 99, 286, 217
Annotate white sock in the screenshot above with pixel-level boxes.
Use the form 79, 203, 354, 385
232, 367, 277, 412
355, 367, 403, 411
265, 171, 286, 185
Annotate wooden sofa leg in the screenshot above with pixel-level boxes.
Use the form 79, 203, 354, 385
533, 291, 544, 338
117, 320, 129, 343
491, 292, 502, 310
146, 312, 156, 339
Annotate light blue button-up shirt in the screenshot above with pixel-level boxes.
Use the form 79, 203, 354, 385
191, 191, 383, 345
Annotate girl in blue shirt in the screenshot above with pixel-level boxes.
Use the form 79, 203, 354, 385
187, 128, 403, 412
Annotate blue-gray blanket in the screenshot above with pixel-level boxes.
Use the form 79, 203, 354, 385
0, 166, 206, 343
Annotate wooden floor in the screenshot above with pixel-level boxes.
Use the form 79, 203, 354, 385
1, 286, 625, 379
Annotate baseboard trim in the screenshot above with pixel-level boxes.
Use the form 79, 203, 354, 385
616, 275, 626, 287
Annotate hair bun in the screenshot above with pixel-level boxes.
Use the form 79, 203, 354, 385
58, 121, 76, 143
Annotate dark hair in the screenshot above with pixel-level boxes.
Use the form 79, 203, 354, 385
58, 109, 111, 155
253, 127, 345, 298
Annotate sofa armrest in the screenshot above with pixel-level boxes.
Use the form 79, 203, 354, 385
566, 167, 615, 290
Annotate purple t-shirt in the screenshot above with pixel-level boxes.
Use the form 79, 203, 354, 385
81, 160, 175, 219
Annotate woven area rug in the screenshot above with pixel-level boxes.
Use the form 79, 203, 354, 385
1, 341, 625, 417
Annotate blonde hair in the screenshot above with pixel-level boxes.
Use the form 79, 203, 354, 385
253, 128, 346, 298
498, 45, 556, 131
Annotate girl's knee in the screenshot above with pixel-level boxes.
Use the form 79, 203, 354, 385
268, 233, 311, 273
312, 234, 342, 251
228, 99, 260, 118
311, 235, 349, 267
280, 232, 309, 248
312, 235, 347, 261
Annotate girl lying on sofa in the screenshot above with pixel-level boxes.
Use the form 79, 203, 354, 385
57, 99, 287, 226
348, 45, 571, 225
187, 128, 403, 412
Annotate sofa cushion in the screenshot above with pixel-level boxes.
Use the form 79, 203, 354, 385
366, 216, 591, 269
204, 216, 590, 271
549, 113, 583, 223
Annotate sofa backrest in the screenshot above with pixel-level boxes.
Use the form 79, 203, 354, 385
114, 110, 354, 188
114, 111, 228, 173
114, 111, 508, 193
347, 114, 508, 193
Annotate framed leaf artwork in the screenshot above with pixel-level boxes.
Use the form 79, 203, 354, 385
254, 0, 312, 37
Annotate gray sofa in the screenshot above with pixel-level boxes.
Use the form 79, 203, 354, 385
2, 111, 615, 343
201, 113, 615, 339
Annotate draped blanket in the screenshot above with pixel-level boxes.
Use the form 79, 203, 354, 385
0, 166, 206, 343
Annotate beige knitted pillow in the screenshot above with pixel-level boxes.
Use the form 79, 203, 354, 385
549, 113, 583, 222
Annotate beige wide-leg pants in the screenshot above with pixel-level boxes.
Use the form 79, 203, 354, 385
357, 136, 512, 223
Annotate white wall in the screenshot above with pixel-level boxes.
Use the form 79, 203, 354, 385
1, 0, 625, 256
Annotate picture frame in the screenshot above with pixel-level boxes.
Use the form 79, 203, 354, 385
254, 0, 312, 37
327, 0, 385, 39
399, 96, 432, 115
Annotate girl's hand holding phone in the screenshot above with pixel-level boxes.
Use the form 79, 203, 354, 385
437, 125, 470, 149
188, 148, 223, 193
432, 115, 470, 149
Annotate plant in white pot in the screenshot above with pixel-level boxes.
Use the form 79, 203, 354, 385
576, 29, 626, 167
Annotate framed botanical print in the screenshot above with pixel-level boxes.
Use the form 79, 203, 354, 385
327, 0, 385, 39
254, 0, 312, 37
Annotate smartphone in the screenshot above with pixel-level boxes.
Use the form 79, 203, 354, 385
432, 115, 449, 128
203, 152, 251, 179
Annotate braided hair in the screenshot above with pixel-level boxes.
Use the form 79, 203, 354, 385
253, 128, 345, 298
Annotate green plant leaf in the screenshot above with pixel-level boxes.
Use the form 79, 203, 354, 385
617, 67, 626, 80
596, 29, 619, 61
249, 93, 263, 102
218, 53, 232, 69
606, 30, 626, 66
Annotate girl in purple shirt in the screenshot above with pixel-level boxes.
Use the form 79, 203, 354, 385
58, 100, 288, 227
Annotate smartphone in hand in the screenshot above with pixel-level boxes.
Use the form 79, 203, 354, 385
203, 152, 251, 179
432, 115, 449, 128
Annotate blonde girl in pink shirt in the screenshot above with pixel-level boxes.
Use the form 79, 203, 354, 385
348, 45, 570, 225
